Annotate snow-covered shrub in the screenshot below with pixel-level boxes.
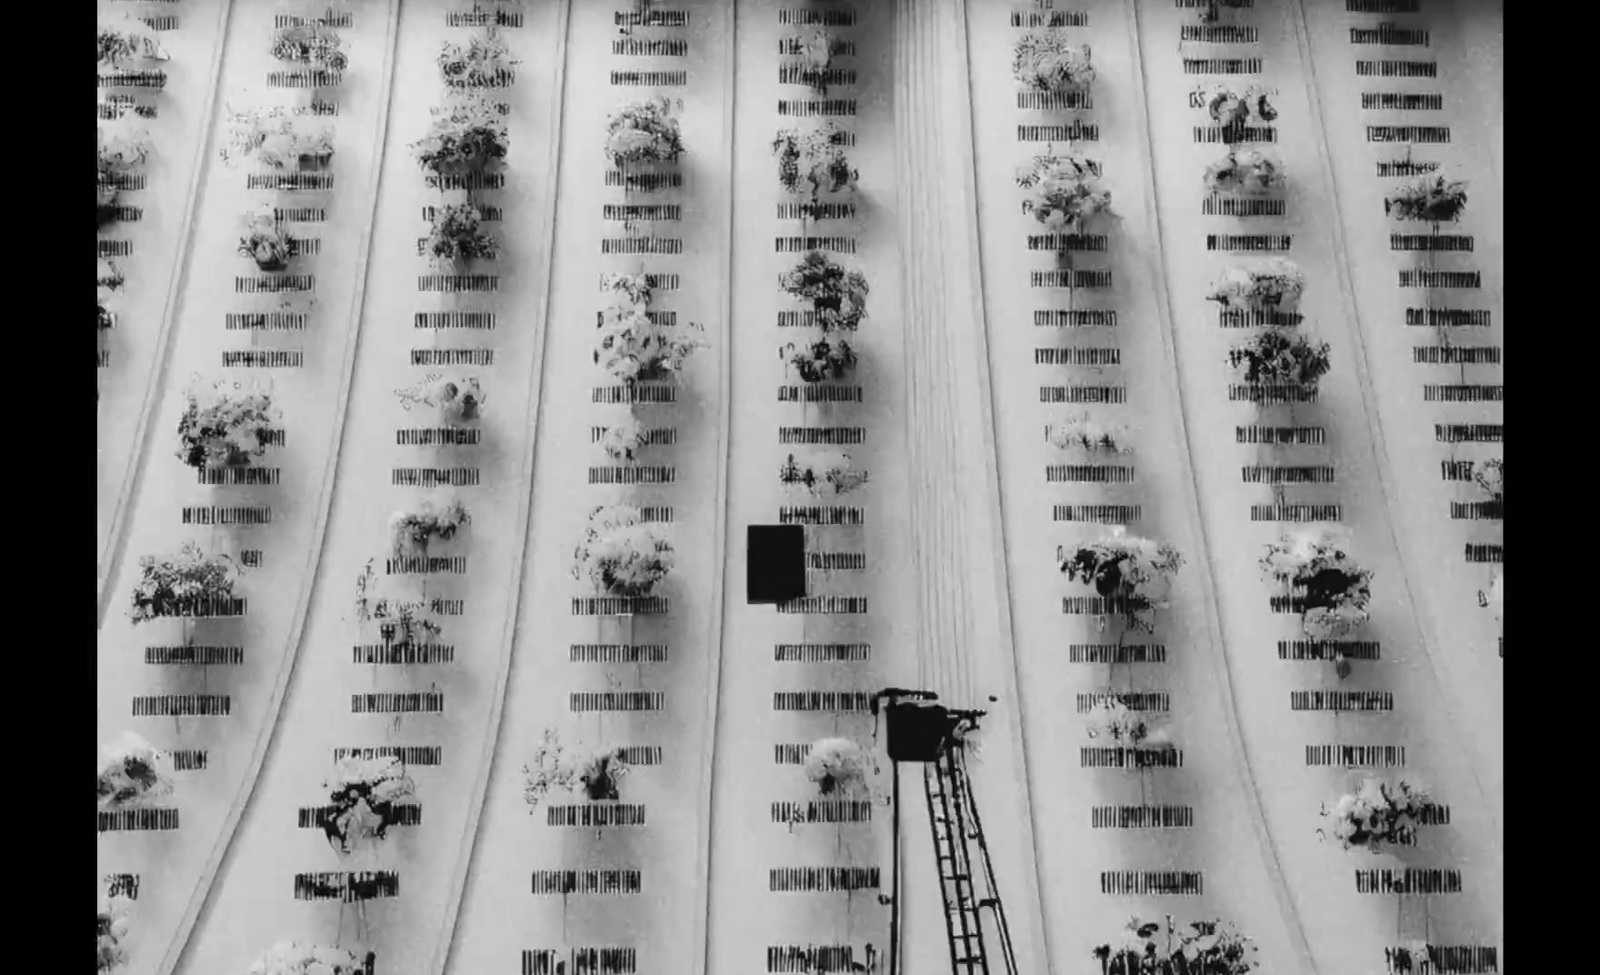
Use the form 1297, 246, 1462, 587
805, 738, 868, 795
242, 942, 367, 975
269, 23, 347, 71
97, 732, 174, 811
1207, 85, 1277, 131
782, 336, 858, 383
1085, 700, 1171, 752
1260, 526, 1375, 643
1016, 151, 1111, 232
1385, 172, 1468, 226
354, 559, 441, 646
574, 748, 628, 801
1013, 31, 1094, 91
779, 251, 869, 332
1058, 528, 1184, 632
1386, 943, 1453, 975
219, 107, 335, 169
793, 30, 836, 93
96, 898, 132, 973
594, 306, 707, 383
387, 497, 471, 557
321, 756, 415, 856
238, 206, 294, 271
1479, 571, 1503, 623
98, 258, 127, 294
1048, 414, 1134, 453
779, 452, 870, 497
1206, 258, 1305, 310
1204, 147, 1284, 195
572, 505, 674, 597
1226, 330, 1331, 389
600, 417, 652, 462
438, 28, 518, 87
97, 127, 151, 227
1320, 779, 1438, 852
421, 202, 499, 265
412, 94, 509, 174
1093, 917, 1259, 975
129, 542, 240, 624
606, 97, 684, 167
1474, 459, 1502, 502
175, 380, 281, 470
98, 20, 169, 65
772, 122, 857, 197
522, 729, 631, 807
395, 374, 485, 422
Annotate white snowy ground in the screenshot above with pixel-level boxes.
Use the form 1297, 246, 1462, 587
175, 3, 567, 974
99, 2, 1502, 973
702, 2, 923, 973
444, 3, 734, 974
972, 1, 1312, 971
1134, 0, 1502, 971
97, 1, 228, 581
97, 3, 390, 974
1299, 0, 1504, 819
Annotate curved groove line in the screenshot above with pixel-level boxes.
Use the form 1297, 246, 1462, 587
948, 0, 1056, 968
893, 3, 932, 690
1124, 4, 1319, 973
892, 1, 1051, 966
896, 0, 948, 693
97, 0, 237, 625
1286, 0, 1499, 835
428, 3, 572, 972
690, 2, 738, 973
157, 4, 404, 972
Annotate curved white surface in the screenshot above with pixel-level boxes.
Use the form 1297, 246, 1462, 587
444, 3, 733, 973
98, 4, 392, 973
1133, 0, 1503, 970
174, 4, 565, 974
970, 1, 1318, 971
704, 3, 924, 971
1296, 0, 1504, 821
97, 0, 230, 598
97, 3, 1503, 973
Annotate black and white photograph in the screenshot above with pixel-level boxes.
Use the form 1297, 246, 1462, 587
96, 0, 1504, 972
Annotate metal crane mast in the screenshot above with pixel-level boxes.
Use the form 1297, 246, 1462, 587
872, 689, 1018, 975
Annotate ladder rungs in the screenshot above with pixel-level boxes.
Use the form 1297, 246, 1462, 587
928, 756, 1002, 975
